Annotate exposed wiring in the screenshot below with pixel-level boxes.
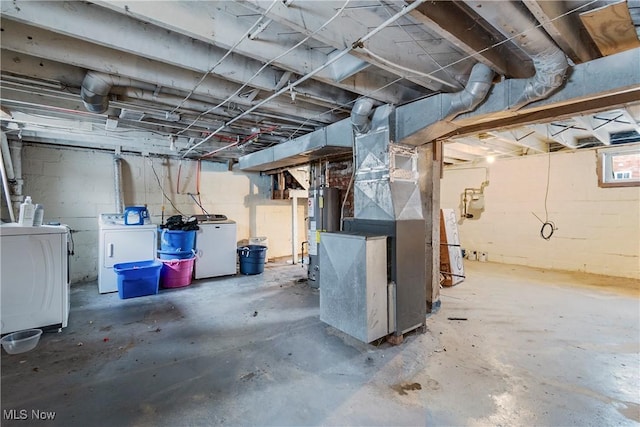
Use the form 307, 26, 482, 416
196, 160, 208, 215
169, 0, 281, 116
360, 47, 458, 89
176, 0, 352, 141
379, 0, 459, 88
176, 160, 182, 194
149, 157, 184, 216
201, 125, 278, 158
182, 0, 426, 158
532, 151, 557, 240
284, 0, 601, 140
340, 149, 356, 230
532, 211, 556, 240
189, 193, 210, 215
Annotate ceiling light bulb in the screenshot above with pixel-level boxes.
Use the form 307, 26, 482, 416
486, 155, 495, 163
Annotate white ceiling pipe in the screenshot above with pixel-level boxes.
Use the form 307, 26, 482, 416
464, 1, 569, 110
1, 131, 15, 181
0, 132, 16, 222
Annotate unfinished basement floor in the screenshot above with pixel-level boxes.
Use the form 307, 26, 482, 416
2, 261, 639, 426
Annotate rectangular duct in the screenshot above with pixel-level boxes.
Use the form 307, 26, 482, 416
238, 119, 353, 172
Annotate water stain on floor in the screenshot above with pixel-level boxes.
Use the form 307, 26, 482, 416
392, 382, 422, 396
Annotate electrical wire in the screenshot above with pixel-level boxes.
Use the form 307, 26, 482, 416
149, 157, 185, 216
176, 160, 182, 195
176, 0, 353, 139
182, 0, 427, 158
284, 0, 601, 140
359, 46, 459, 89
532, 144, 557, 240
541, 150, 556, 240
379, 0, 460, 87
195, 160, 208, 215
169, 0, 281, 116
189, 193, 210, 216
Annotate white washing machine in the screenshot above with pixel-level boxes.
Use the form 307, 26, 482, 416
194, 219, 237, 279
98, 213, 157, 294
0, 223, 70, 334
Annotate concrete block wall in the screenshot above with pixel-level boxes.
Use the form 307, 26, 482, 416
10, 143, 306, 284
441, 149, 640, 279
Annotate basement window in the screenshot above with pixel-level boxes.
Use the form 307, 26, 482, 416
597, 145, 640, 187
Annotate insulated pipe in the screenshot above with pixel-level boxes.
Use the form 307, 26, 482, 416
113, 155, 125, 214
1, 131, 15, 181
464, 1, 568, 110
8, 139, 23, 214
81, 71, 137, 114
350, 97, 375, 134
0, 132, 15, 222
444, 63, 494, 120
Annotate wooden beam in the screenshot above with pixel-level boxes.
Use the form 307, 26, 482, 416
523, 0, 600, 63
580, 1, 640, 56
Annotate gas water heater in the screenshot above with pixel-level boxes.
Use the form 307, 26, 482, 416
307, 186, 340, 286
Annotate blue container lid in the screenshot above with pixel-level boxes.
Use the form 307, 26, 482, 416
113, 259, 161, 273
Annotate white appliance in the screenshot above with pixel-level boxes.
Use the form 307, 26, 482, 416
194, 219, 237, 279
0, 224, 70, 334
98, 213, 157, 293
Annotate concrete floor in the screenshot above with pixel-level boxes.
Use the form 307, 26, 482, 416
2, 261, 639, 426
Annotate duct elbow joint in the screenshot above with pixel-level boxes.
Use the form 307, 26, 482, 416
81, 71, 114, 114
351, 97, 374, 134
511, 50, 569, 110
445, 63, 494, 119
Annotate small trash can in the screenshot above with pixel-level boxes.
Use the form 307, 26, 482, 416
237, 245, 267, 275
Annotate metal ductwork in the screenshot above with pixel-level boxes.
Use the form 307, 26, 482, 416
340, 105, 427, 338
350, 98, 375, 134
444, 63, 494, 119
238, 119, 354, 172
81, 71, 136, 114
394, 62, 494, 146
464, 0, 568, 110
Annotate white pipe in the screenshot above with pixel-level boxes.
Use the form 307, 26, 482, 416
0, 132, 15, 222
292, 194, 298, 264
1, 131, 15, 180
8, 139, 23, 214
113, 155, 124, 214
360, 47, 459, 89
183, 0, 428, 158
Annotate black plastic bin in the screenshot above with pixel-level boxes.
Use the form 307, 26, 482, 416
237, 245, 267, 275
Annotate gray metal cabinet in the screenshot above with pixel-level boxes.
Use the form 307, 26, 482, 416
319, 232, 388, 343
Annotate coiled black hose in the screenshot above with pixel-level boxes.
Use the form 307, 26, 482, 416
540, 221, 555, 240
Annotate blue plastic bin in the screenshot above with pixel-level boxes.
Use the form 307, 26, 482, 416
160, 229, 196, 252
238, 245, 267, 275
113, 260, 162, 299
157, 249, 195, 260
